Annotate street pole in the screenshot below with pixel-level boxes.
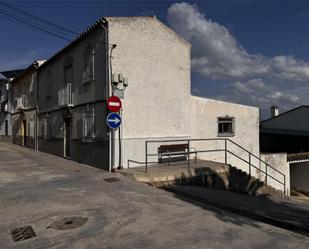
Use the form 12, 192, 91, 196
118, 108, 123, 170
109, 44, 117, 172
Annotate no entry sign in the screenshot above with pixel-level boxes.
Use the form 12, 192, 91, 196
107, 96, 122, 112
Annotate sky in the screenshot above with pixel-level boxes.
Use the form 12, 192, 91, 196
1, 0, 309, 118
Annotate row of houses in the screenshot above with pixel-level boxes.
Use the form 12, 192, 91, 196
0, 16, 294, 195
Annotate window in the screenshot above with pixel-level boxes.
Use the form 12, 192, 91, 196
82, 108, 95, 142
218, 117, 235, 137
29, 72, 36, 94
65, 63, 73, 84
46, 83, 52, 99
5, 120, 8, 136
82, 45, 95, 84
29, 120, 34, 138
43, 118, 51, 140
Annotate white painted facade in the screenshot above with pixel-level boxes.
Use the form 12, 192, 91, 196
107, 17, 261, 176
261, 153, 290, 195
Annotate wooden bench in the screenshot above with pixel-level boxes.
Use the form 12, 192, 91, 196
158, 143, 197, 165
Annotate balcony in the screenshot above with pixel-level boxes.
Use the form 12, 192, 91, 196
0, 94, 7, 103
4, 103, 8, 112
0, 102, 8, 113
16, 95, 27, 110
58, 83, 73, 107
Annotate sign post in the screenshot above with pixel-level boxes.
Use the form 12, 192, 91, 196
107, 95, 122, 171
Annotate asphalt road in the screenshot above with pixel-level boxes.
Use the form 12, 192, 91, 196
1, 142, 309, 249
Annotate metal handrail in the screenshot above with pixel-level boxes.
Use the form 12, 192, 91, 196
227, 138, 285, 177
144, 138, 286, 195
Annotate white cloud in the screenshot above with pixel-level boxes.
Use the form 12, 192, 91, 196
167, 3, 309, 113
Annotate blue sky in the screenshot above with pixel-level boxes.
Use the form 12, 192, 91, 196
1, 0, 309, 117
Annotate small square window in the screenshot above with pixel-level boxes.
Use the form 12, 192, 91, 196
218, 117, 235, 137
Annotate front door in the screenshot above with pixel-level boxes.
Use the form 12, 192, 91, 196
22, 120, 27, 146
64, 118, 72, 158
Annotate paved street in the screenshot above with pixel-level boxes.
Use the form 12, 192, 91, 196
1, 143, 309, 249
168, 184, 309, 233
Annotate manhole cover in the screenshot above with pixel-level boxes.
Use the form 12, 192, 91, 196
47, 217, 88, 230
11, 226, 36, 242
103, 177, 120, 183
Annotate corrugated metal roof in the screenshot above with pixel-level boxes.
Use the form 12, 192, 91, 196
261, 106, 309, 124
0, 69, 25, 79
10, 60, 46, 84
288, 152, 309, 162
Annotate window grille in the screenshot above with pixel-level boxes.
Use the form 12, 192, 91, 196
5, 120, 8, 136
82, 46, 95, 84
218, 117, 235, 137
29, 73, 36, 94
82, 108, 95, 142
43, 118, 51, 140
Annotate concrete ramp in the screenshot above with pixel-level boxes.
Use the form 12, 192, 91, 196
120, 160, 229, 186
120, 160, 285, 198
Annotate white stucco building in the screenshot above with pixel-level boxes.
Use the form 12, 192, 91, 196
108, 17, 259, 172
8, 16, 286, 193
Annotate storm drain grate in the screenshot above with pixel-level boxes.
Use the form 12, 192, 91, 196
103, 177, 120, 183
11, 226, 36, 242
47, 216, 88, 230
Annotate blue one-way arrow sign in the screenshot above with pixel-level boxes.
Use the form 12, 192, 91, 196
106, 112, 121, 129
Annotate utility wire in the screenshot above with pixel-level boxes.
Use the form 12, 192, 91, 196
0, 8, 109, 56
0, 10, 72, 41
0, 1, 79, 36
0, 1, 113, 48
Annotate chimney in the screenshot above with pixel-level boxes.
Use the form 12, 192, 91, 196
271, 106, 279, 118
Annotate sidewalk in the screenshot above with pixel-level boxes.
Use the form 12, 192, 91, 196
166, 185, 309, 235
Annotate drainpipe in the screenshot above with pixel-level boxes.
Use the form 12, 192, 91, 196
35, 67, 39, 151
101, 21, 117, 172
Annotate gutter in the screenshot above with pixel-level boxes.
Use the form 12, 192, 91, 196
101, 21, 112, 172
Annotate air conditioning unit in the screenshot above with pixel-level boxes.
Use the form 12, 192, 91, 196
58, 83, 73, 107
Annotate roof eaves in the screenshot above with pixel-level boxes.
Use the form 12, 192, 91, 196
11, 60, 46, 84
261, 105, 309, 124
38, 17, 107, 70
